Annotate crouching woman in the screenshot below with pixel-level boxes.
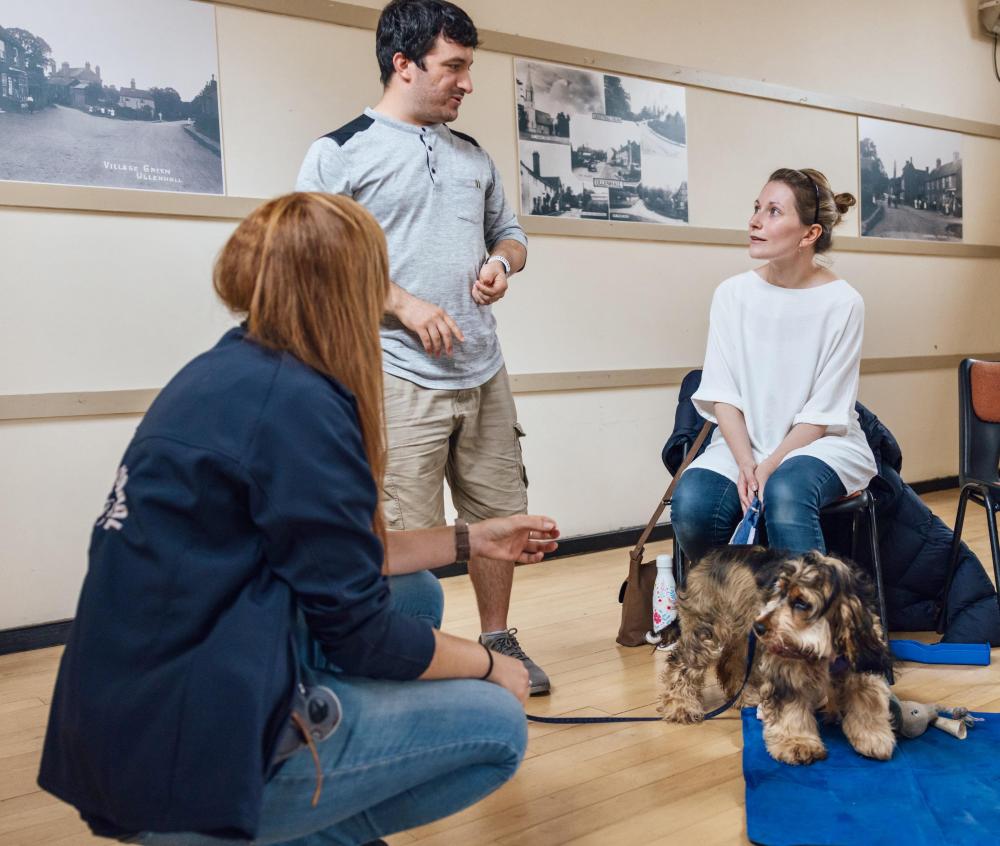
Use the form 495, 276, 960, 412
38, 193, 559, 845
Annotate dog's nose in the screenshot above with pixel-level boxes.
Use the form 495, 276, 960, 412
752, 621, 767, 637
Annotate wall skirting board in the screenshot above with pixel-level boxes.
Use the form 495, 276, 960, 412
0, 474, 959, 656
0, 620, 74, 657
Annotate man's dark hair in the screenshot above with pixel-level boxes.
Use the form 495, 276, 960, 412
376, 0, 479, 85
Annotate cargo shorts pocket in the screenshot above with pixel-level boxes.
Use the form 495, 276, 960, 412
514, 421, 528, 489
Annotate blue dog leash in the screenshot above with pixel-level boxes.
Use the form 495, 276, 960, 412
525, 632, 757, 724
528, 501, 764, 725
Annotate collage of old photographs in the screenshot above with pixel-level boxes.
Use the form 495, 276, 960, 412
515, 58, 689, 225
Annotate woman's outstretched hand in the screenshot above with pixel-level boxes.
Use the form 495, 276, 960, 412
470, 515, 560, 563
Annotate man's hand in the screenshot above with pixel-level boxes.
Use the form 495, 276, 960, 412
472, 260, 509, 306
470, 515, 559, 564
393, 287, 464, 357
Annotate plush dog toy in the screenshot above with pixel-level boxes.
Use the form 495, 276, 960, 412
889, 693, 981, 740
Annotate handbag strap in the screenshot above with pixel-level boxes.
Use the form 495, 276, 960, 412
630, 420, 713, 565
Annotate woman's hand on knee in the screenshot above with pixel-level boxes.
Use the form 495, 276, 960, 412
487, 653, 531, 704
753, 457, 778, 501
421, 631, 528, 704
737, 462, 758, 511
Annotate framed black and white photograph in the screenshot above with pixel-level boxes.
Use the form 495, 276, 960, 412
603, 73, 687, 223
516, 59, 602, 145
0, 0, 224, 195
858, 117, 962, 242
515, 58, 687, 224
518, 139, 578, 217
571, 113, 640, 222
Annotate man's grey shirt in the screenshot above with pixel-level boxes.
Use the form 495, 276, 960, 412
296, 108, 527, 390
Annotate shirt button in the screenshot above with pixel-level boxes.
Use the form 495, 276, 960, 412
432, 169, 436, 174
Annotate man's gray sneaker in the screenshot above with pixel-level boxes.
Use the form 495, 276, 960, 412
479, 628, 550, 696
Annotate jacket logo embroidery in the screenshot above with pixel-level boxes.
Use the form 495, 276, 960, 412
96, 465, 129, 531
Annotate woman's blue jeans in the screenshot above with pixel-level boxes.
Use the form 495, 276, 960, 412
671, 455, 847, 562
136, 571, 527, 846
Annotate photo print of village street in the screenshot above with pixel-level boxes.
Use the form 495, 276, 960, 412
859, 117, 963, 242
0, 0, 224, 194
516, 58, 687, 224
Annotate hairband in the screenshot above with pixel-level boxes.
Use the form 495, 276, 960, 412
801, 171, 821, 225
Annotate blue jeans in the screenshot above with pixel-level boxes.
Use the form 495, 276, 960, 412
136, 571, 527, 846
671, 456, 847, 562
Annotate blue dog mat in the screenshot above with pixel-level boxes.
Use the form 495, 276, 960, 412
889, 639, 991, 666
742, 707, 1000, 845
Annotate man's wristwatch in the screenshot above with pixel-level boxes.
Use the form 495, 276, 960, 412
486, 254, 511, 275
454, 518, 471, 565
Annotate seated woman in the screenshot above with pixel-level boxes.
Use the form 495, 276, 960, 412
38, 193, 559, 845
671, 168, 877, 562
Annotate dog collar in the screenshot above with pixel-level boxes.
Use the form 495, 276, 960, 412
829, 655, 851, 675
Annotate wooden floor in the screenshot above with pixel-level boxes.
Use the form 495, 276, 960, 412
1, 489, 997, 845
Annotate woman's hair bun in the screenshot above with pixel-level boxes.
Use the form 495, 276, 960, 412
834, 192, 856, 215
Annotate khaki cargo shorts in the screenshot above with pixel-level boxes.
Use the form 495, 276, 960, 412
382, 366, 528, 530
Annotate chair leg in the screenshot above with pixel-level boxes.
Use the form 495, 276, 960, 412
673, 534, 686, 590
984, 491, 1000, 625
865, 500, 893, 685
850, 511, 860, 562
936, 486, 973, 634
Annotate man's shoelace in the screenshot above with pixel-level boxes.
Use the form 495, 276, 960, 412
487, 628, 528, 661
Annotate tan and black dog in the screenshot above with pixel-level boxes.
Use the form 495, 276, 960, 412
658, 546, 895, 765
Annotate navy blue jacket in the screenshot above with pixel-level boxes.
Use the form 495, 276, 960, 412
664, 369, 1000, 645
38, 328, 435, 837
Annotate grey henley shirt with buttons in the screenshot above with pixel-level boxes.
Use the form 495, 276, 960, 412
295, 107, 527, 390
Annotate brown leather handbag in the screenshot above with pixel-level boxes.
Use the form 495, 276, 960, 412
616, 421, 712, 647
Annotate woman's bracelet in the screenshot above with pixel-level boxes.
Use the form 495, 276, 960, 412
479, 643, 495, 681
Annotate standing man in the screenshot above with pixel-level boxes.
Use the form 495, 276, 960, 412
296, 0, 548, 694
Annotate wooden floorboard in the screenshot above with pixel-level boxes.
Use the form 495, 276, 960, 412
0, 489, 997, 845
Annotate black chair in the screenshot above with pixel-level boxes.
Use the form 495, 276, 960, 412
821, 490, 891, 673
936, 359, 1000, 633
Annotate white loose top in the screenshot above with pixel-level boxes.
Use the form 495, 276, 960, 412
689, 270, 877, 494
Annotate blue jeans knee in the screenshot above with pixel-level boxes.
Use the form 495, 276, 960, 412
388, 570, 444, 629
761, 456, 845, 554
670, 469, 741, 563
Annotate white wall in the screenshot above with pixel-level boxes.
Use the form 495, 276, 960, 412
2, 0, 999, 630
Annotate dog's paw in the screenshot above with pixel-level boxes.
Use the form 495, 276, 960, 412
767, 735, 828, 766
658, 696, 704, 724
734, 687, 760, 709
819, 708, 841, 725
849, 728, 895, 761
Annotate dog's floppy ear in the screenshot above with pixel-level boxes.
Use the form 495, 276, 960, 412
831, 569, 893, 675
768, 556, 801, 593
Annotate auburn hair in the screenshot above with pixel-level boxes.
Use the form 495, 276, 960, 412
213, 192, 389, 544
